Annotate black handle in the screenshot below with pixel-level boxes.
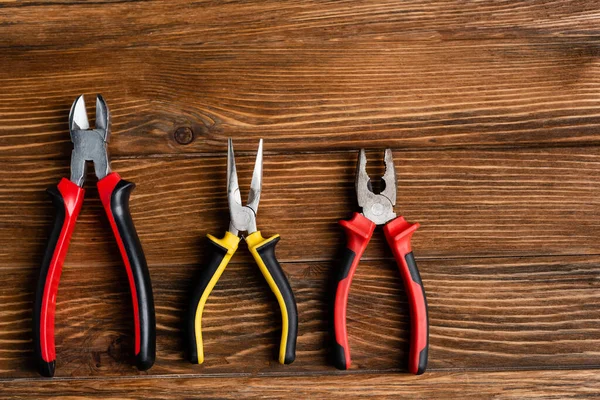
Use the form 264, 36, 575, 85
33, 178, 84, 377
98, 173, 156, 371
247, 232, 298, 364
187, 232, 239, 364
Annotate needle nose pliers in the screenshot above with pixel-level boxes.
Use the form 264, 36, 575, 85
187, 138, 298, 365
33, 95, 156, 377
331, 149, 429, 374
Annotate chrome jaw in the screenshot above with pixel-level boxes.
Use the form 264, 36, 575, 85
356, 149, 397, 225
69, 94, 112, 187
227, 138, 263, 236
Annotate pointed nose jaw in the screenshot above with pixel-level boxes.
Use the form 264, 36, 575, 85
226, 138, 263, 236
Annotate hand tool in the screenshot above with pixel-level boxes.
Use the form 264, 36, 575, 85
33, 95, 156, 377
331, 149, 428, 374
187, 138, 298, 365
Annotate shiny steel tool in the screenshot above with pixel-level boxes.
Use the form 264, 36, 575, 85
331, 149, 428, 374
187, 139, 298, 365
33, 95, 156, 377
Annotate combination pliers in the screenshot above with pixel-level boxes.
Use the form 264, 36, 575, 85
33, 95, 156, 377
187, 139, 298, 365
331, 149, 429, 374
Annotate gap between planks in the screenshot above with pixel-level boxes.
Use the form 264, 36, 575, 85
7, 252, 600, 272
5, 142, 600, 163
3, 364, 600, 384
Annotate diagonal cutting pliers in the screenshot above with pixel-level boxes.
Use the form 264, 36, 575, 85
187, 138, 298, 365
33, 95, 156, 377
331, 149, 429, 374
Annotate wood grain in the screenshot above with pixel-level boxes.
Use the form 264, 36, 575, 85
1, 255, 599, 377
2, 0, 600, 396
1, 0, 600, 50
0, 370, 600, 399
2, 147, 598, 270
1, 370, 600, 399
1, 38, 600, 158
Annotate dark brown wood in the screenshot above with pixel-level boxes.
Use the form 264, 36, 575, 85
3, 148, 599, 270
1, 0, 599, 49
1, 255, 599, 378
2, 0, 600, 396
1, 370, 600, 399
1, 38, 600, 158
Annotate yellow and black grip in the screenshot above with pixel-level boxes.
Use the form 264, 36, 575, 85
187, 231, 240, 364
246, 231, 298, 364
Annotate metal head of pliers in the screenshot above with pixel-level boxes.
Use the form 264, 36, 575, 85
69, 94, 112, 187
356, 149, 397, 225
227, 138, 263, 236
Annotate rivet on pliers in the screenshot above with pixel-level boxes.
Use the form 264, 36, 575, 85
331, 149, 429, 374
33, 95, 156, 377
187, 138, 298, 365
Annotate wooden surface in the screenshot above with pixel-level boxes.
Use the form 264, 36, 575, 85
1, 0, 600, 398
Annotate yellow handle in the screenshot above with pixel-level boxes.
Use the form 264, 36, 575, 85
247, 231, 298, 364
189, 231, 240, 364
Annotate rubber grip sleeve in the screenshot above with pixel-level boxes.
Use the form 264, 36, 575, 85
97, 172, 156, 371
188, 231, 240, 364
383, 216, 428, 375
246, 231, 298, 365
331, 212, 375, 370
33, 178, 84, 377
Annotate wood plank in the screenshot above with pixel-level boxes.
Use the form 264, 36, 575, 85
2, 255, 599, 377
3, 148, 599, 270
1, 37, 600, 158
1, 368, 600, 399
1, 0, 599, 50
2, 0, 599, 396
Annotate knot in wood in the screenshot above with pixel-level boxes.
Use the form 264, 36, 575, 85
174, 127, 194, 145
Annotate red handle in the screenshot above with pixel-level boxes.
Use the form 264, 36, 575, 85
33, 178, 84, 377
97, 172, 156, 371
383, 216, 428, 375
331, 212, 375, 370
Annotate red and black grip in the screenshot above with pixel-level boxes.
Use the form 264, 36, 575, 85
97, 172, 156, 371
330, 212, 375, 370
33, 178, 84, 377
383, 216, 428, 375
